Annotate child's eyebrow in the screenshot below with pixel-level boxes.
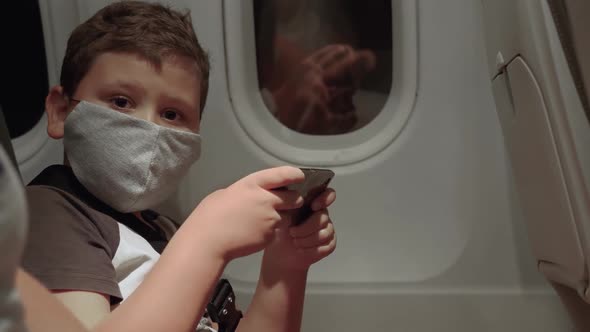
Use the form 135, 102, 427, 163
101, 80, 147, 95
161, 95, 199, 114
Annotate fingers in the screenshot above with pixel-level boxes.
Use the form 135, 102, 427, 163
289, 210, 335, 254
243, 166, 305, 190
289, 210, 331, 238
273, 79, 329, 131
346, 49, 377, 85
354, 49, 377, 74
298, 236, 337, 257
277, 210, 294, 227
316, 45, 357, 80
270, 189, 304, 210
306, 70, 330, 104
310, 188, 336, 211
308, 46, 376, 85
293, 221, 335, 248
296, 65, 330, 106
296, 98, 331, 132
308, 44, 349, 64
307, 44, 357, 85
310, 45, 354, 70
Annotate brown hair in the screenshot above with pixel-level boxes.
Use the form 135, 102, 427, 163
60, 1, 210, 113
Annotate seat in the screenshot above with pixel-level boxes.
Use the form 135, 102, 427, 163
0, 107, 18, 170
547, 0, 590, 120
481, 0, 590, 330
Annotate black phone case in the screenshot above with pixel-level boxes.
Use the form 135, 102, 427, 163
286, 168, 334, 226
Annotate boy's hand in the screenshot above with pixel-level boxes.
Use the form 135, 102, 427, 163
263, 188, 337, 272
186, 166, 305, 262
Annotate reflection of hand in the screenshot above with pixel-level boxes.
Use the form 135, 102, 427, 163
273, 53, 329, 133
185, 166, 305, 262
263, 188, 337, 272
321, 47, 376, 86
272, 45, 376, 134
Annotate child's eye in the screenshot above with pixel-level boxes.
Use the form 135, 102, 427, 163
109, 96, 133, 110
162, 110, 179, 121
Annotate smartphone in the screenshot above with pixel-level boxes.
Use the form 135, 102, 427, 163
286, 168, 335, 226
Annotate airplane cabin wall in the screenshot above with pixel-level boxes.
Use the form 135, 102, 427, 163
14, 0, 573, 330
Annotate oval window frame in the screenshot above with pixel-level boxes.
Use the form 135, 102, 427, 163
223, 0, 418, 166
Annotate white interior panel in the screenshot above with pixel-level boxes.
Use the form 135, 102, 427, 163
482, 0, 590, 304
492, 56, 584, 284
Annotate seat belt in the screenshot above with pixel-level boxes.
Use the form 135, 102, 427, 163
207, 279, 243, 332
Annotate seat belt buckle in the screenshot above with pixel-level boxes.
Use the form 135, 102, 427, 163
207, 279, 242, 332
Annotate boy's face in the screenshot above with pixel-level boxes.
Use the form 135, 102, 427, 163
46, 52, 202, 137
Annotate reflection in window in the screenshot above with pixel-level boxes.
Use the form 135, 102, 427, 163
254, 0, 392, 135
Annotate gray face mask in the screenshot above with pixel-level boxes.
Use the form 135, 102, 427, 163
63, 101, 201, 212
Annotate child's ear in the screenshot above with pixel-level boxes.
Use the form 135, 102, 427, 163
45, 86, 70, 139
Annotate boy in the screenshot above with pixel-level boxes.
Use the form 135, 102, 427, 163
21, 1, 337, 331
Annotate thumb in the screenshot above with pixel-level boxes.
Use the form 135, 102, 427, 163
241, 166, 305, 190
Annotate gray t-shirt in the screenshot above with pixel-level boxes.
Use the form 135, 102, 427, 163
0, 147, 28, 332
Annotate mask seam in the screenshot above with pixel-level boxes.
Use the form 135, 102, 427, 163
127, 126, 162, 211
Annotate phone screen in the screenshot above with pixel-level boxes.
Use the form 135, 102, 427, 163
286, 168, 335, 226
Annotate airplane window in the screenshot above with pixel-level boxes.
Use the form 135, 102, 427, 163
0, 0, 48, 138
253, 0, 392, 135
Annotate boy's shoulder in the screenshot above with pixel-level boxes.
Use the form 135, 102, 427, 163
22, 165, 180, 302
26, 165, 176, 251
